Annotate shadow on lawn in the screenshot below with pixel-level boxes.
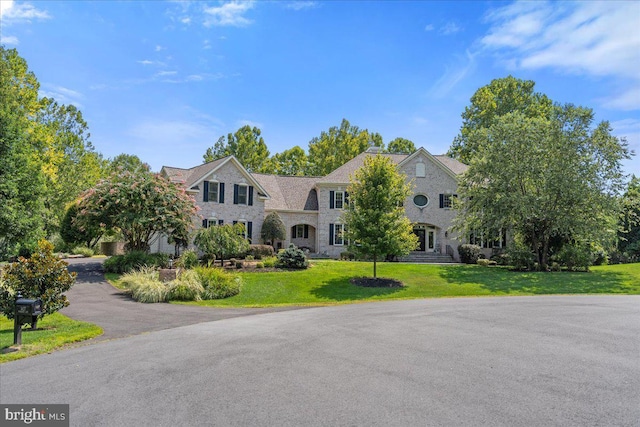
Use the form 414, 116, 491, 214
310, 277, 406, 301
438, 265, 633, 295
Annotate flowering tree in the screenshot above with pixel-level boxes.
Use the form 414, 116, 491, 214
76, 168, 198, 252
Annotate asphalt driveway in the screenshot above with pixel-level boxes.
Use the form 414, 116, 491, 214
61, 258, 302, 341
2, 294, 639, 426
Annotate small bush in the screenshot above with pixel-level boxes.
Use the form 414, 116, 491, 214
262, 256, 277, 268
103, 251, 169, 274
256, 262, 264, 269
176, 249, 200, 270
120, 267, 167, 303
490, 252, 510, 266
277, 244, 308, 269
195, 267, 242, 299
245, 255, 254, 261
248, 244, 275, 260
458, 244, 483, 264
476, 258, 496, 267
235, 260, 243, 269
0, 240, 76, 321
340, 251, 356, 261
72, 246, 95, 257
555, 243, 592, 272
506, 243, 536, 270
167, 270, 204, 301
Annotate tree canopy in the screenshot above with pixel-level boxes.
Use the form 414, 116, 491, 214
261, 212, 286, 247
386, 137, 416, 154
343, 154, 417, 278
449, 75, 553, 165
454, 106, 630, 270
306, 119, 384, 176
194, 223, 250, 266
76, 168, 198, 252
202, 126, 270, 173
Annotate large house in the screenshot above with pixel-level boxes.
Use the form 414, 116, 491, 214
154, 147, 469, 261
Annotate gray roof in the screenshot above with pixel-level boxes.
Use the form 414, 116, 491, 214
162, 157, 228, 189
317, 150, 467, 184
252, 174, 319, 211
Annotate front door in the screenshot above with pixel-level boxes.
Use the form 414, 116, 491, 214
427, 229, 435, 251
414, 228, 426, 251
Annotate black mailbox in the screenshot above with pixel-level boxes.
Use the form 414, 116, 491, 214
16, 298, 43, 317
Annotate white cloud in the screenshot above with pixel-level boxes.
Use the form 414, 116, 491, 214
481, 1, 640, 110
137, 59, 167, 67
428, 50, 477, 98
155, 70, 178, 77
236, 119, 263, 129
424, 24, 434, 32
440, 21, 461, 35
0, 35, 19, 45
285, 1, 317, 11
0, 0, 50, 21
203, 1, 254, 27
39, 84, 84, 108
155, 45, 165, 52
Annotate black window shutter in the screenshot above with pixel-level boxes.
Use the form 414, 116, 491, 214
329, 191, 335, 209
247, 222, 253, 241
233, 184, 239, 204
291, 226, 296, 237
233, 220, 238, 225
248, 186, 254, 206
203, 181, 209, 202
202, 219, 208, 228
304, 225, 309, 238
329, 224, 334, 245
218, 219, 224, 225
439, 194, 444, 208
219, 183, 225, 203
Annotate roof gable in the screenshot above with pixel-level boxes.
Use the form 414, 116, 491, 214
398, 147, 467, 180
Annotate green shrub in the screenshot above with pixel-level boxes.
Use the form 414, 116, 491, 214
167, 270, 204, 301
72, 246, 95, 257
506, 243, 536, 270
256, 262, 264, 269
277, 244, 308, 269
458, 244, 483, 264
555, 243, 593, 272
195, 267, 242, 299
176, 249, 200, 270
340, 251, 356, 261
245, 255, 254, 261
262, 256, 277, 268
235, 260, 243, 269
103, 251, 169, 274
476, 258, 496, 267
0, 240, 76, 321
490, 252, 510, 266
120, 267, 167, 303
248, 245, 275, 260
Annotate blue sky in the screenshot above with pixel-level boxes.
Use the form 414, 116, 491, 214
1, 0, 639, 176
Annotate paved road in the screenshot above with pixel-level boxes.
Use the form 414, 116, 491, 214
2, 295, 638, 426
61, 258, 302, 341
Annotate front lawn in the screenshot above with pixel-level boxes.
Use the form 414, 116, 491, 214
0, 313, 103, 363
176, 261, 640, 307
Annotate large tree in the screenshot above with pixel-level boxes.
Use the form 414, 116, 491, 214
269, 146, 308, 176
0, 47, 47, 257
342, 154, 418, 278
386, 137, 416, 154
76, 168, 198, 252
619, 176, 640, 258
194, 223, 250, 266
261, 212, 286, 247
449, 76, 552, 164
454, 106, 630, 270
306, 119, 384, 176
202, 126, 270, 173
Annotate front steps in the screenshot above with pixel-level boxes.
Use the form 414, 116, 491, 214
398, 252, 456, 263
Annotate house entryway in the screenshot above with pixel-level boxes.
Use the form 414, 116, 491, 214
413, 224, 436, 252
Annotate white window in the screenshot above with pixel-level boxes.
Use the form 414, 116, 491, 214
237, 185, 248, 205
335, 191, 344, 209
443, 194, 453, 208
334, 224, 345, 246
416, 162, 426, 178
295, 224, 305, 238
207, 218, 217, 228
208, 182, 219, 203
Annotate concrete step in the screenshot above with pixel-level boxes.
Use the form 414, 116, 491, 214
398, 253, 456, 263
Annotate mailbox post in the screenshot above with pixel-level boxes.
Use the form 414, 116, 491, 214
13, 292, 43, 346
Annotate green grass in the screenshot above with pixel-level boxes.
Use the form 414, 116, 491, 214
172, 261, 640, 307
0, 313, 103, 363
